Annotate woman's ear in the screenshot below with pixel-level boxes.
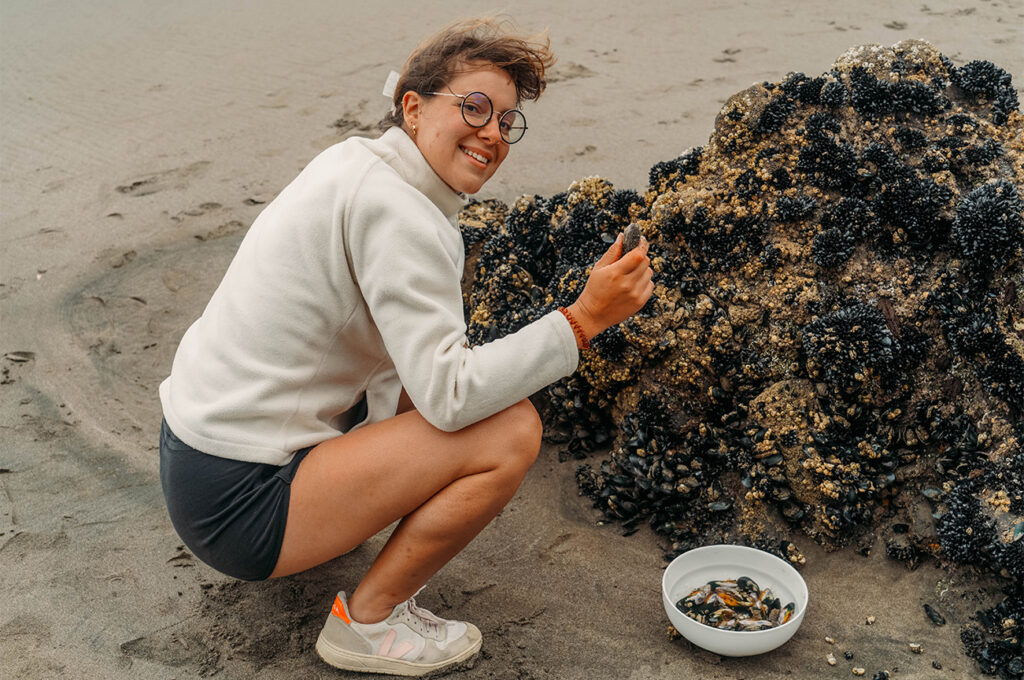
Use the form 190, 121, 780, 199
401, 90, 422, 132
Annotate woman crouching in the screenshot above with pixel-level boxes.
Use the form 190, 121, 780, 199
158, 17, 652, 676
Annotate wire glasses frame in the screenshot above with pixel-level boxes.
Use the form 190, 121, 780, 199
423, 91, 528, 144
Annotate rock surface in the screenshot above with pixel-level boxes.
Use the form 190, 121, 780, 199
461, 40, 1022, 677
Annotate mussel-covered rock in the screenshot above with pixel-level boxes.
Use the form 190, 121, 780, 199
459, 39, 1022, 677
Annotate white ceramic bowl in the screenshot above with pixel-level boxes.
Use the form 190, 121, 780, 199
662, 544, 809, 656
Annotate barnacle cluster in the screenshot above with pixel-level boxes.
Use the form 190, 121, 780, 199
459, 40, 1022, 676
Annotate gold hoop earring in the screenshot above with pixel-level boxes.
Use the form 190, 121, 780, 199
411, 124, 417, 136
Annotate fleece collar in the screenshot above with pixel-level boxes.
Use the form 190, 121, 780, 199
375, 127, 466, 220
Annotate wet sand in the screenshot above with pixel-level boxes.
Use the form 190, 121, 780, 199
1, 1, 1021, 678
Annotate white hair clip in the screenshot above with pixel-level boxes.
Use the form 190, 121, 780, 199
382, 70, 400, 99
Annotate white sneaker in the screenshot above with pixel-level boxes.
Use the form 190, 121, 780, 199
316, 591, 482, 676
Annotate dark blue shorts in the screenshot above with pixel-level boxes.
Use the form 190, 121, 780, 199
159, 419, 314, 581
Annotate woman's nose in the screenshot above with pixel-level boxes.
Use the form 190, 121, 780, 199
476, 116, 504, 144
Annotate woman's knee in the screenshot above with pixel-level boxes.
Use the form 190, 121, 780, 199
493, 398, 543, 467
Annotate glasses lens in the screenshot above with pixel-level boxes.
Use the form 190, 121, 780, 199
461, 92, 492, 126
499, 110, 527, 143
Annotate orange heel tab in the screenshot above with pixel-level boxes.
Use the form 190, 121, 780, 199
331, 595, 352, 624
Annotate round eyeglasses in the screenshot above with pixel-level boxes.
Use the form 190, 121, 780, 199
424, 91, 528, 144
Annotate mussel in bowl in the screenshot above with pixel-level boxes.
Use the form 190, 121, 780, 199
675, 576, 795, 631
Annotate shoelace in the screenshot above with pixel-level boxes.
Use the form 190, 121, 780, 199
404, 597, 445, 640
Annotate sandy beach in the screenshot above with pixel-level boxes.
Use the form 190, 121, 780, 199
2, 0, 1022, 678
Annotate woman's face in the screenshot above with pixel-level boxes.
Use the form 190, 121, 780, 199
403, 64, 516, 195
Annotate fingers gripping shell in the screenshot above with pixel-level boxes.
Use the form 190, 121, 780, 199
621, 222, 641, 257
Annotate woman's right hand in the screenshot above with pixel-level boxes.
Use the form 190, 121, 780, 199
566, 233, 654, 347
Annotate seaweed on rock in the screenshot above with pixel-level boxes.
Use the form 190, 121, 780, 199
459, 40, 1022, 677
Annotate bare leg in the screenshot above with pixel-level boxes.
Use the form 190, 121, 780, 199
269, 398, 542, 624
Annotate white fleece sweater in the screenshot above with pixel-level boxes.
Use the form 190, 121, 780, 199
159, 127, 580, 465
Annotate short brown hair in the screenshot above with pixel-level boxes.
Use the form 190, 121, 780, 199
379, 17, 556, 130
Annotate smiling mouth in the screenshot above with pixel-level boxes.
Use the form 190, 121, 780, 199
460, 146, 490, 165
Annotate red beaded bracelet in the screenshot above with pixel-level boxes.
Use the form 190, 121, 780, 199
558, 306, 590, 349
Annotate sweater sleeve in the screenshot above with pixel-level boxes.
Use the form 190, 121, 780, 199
347, 170, 579, 432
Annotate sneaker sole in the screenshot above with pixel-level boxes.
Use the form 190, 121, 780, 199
315, 633, 481, 677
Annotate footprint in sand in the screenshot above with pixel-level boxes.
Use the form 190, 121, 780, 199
330, 99, 377, 138
116, 161, 211, 197
194, 220, 246, 242
168, 201, 229, 225
2, 351, 36, 386
177, 202, 223, 218
546, 62, 596, 84
331, 116, 377, 136
714, 48, 741, 63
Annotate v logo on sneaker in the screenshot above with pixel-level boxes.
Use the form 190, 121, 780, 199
377, 629, 415, 658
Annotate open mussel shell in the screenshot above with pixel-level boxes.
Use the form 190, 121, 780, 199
621, 222, 641, 256
674, 576, 795, 631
